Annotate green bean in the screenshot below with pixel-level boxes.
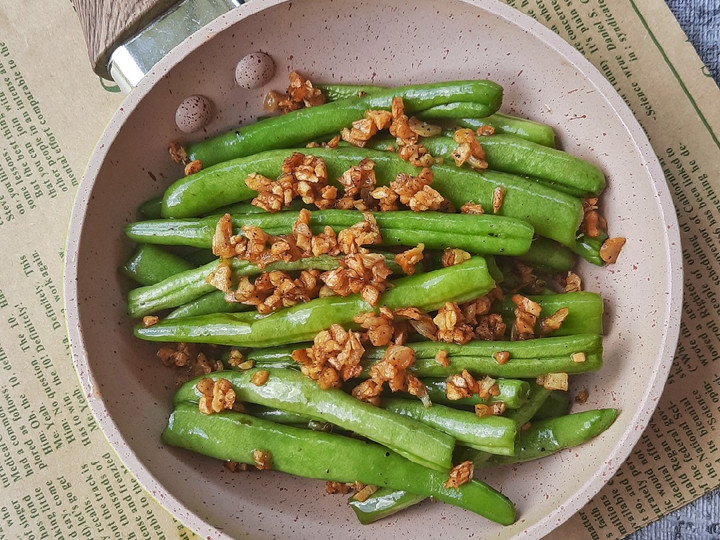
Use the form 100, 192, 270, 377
134, 256, 495, 347
348, 488, 427, 525
369, 333, 602, 378
417, 135, 605, 197
495, 292, 604, 337
120, 244, 194, 286
128, 254, 346, 319
381, 398, 517, 455
481, 409, 618, 465
316, 84, 491, 118
532, 390, 570, 420
571, 231, 607, 266
316, 83, 554, 146
165, 290, 251, 320
127, 209, 534, 256
247, 334, 603, 379
455, 114, 556, 148
174, 369, 454, 471
160, 147, 582, 247
186, 81, 503, 167
164, 403, 516, 524
511, 236, 575, 274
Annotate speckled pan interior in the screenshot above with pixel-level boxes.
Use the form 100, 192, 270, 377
64, 0, 682, 538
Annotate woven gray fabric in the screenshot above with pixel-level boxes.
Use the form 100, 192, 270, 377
666, 0, 719, 82
624, 3, 718, 539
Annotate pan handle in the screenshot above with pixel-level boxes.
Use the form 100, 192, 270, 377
74, 0, 180, 80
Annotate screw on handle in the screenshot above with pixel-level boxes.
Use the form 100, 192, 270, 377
73, 0, 180, 80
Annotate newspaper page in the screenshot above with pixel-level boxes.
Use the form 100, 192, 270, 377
0, 0, 717, 539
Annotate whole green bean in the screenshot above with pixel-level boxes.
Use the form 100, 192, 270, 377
120, 244, 193, 286
174, 369, 455, 471
135, 256, 495, 347
315, 84, 492, 119
186, 80, 502, 167
164, 403, 516, 524
381, 398, 517, 455
316, 83, 555, 146
161, 147, 582, 247
247, 334, 603, 379
128, 254, 346, 319
127, 209, 534, 256
495, 292, 604, 337
366, 333, 603, 378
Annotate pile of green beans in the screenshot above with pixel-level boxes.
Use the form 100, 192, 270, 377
122, 78, 621, 527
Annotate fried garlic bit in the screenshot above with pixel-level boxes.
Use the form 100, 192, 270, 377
385, 168, 445, 211
394, 243, 425, 275
337, 213, 383, 254
441, 247, 472, 268
433, 302, 474, 344
580, 198, 606, 238
451, 128, 487, 170
352, 344, 430, 408
394, 306, 438, 342
325, 481, 378, 501
491, 186, 506, 214
445, 370, 499, 402
156, 343, 224, 386
580, 198, 626, 264
537, 372, 568, 391
539, 307, 569, 337
563, 271, 583, 292
600, 237, 626, 264
228, 269, 322, 314
340, 110, 392, 147
460, 202, 485, 215
474, 402, 506, 418
263, 71, 325, 114
196, 377, 237, 414
444, 461, 474, 489
252, 449, 272, 470
247, 153, 334, 212
354, 307, 395, 347
292, 324, 365, 389
511, 294, 542, 340
321, 252, 391, 307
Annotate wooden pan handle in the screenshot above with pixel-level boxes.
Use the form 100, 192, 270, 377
74, 0, 180, 80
